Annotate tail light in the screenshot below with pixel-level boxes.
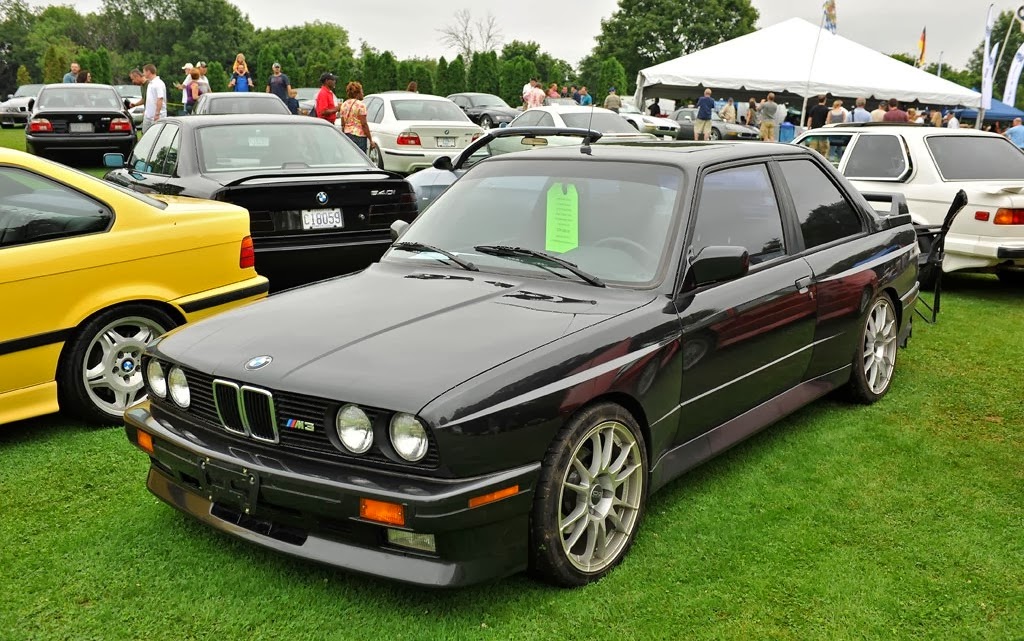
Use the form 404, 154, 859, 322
994, 208, 1024, 225
28, 118, 52, 133
109, 118, 133, 132
399, 192, 415, 204
471, 133, 482, 141
396, 132, 421, 146
240, 236, 255, 269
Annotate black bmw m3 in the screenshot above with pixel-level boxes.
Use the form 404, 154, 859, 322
124, 141, 921, 588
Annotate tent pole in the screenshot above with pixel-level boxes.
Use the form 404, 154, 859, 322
802, 14, 827, 132
799, 96, 809, 130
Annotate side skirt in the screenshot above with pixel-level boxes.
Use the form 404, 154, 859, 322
649, 365, 851, 493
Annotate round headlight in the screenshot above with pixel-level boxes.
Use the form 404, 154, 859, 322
336, 404, 373, 454
390, 413, 428, 462
167, 366, 189, 408
146, 360, 167, 398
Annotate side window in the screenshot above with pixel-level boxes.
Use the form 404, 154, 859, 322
691, 164, 786, 266
844, 135, 908, 180
798, 134, 853, 168
0, 167, 112, 248
450, 96, 468, 109
513, 111, 542, 127
366, 98, 384, 123
778, 159, 864, 249
537, 113, 555, 127
127, 124, 161, 172
148, 124, 180, 176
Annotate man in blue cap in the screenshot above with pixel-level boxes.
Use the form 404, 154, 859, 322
603, 87, 622, 113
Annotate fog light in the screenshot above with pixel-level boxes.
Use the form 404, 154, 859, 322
387, 529, 436, 553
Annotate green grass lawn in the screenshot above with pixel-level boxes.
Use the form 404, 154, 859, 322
1, 126, 115, 178
1, 132, 1022, 639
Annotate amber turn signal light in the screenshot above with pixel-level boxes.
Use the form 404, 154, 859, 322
137, 430, 154, 454
468, 485, 519, 509
359, 498, 405, 526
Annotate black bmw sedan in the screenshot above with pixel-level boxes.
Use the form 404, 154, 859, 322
447, 92, 520, 129
124, 141, 920, 587
102, 114, 417, 290
25, 84, 136, 160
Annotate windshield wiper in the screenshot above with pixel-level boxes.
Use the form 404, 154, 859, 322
473, 245, 605, 287
392, 242, 478, 271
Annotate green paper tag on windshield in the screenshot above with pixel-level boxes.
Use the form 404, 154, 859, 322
545, 183, 579, 253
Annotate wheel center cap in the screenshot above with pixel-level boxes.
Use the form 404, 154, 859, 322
590, 486, 603, 505
121, 359, 135, 373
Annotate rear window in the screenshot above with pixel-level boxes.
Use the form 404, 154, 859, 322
205, 96, 289, 115
196, 123, 372, 172
37, 87, 122, 110
561, 113, 639, 134
925, 135, 1024, 180
391, 100, 468, 121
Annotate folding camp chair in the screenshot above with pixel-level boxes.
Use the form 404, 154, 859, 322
915, 189, 968, 324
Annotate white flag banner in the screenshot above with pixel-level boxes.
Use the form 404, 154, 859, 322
1004, 43, 1024, 106
983, 4, 998, 110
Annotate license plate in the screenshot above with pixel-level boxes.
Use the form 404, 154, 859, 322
437, 137, 456, 148
69, 122, 92, 133
248, 136, 270, 147
197, 458, 260, 511
301, 208, 344, 230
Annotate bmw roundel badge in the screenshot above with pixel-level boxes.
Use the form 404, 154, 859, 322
316, 191, 329, 205
245, 355, 273, 370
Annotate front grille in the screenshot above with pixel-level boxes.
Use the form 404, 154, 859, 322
172, 367, 438, 470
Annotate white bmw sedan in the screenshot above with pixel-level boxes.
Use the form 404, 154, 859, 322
356, 92, 484, 174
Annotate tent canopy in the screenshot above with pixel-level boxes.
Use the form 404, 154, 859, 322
634, 18, 980, 110
955, 98, 1024, 120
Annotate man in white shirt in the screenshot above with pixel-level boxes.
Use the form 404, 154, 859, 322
176, 62, 194, 104
142, 64, 166, 133
521, 78, 537, 109
195, 61, 211, 94
944, 113, 960, 129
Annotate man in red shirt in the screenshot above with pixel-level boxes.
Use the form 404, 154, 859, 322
882, 98, 909, 122
316, 72, 339, 123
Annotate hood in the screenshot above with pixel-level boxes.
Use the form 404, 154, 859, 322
641, 115, 680, 127
155, 261, 654, 412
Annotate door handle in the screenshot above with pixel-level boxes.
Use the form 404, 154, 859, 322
795, 276, 813, 294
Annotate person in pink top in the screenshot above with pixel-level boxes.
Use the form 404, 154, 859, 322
526, 83, 545, 109
547, 83, 560, 99
338, 81, 373, 153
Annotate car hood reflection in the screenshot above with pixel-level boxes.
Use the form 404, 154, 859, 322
156, 262, 654, 412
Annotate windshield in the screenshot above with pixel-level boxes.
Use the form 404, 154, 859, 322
561, 112, 641, 134
37, 86, 122, 110
389, 159, 683, 285
14, 84, 43, 98
295, 88, 319, 100
925, 135, 1024, 180
392, 99, 469, 121
471, 94, 508, 108
197, 123, 373, 173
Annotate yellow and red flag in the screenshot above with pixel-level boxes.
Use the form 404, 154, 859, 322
917, 27, 926, 67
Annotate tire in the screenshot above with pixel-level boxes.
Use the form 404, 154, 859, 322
997, 270, 1024, 286
480, 115, 493, 130
58, 304, 177, 425
367, 144, 384, 170
845, 293, 899, 404
710, 128, 722, 141
529, 402, 648, 587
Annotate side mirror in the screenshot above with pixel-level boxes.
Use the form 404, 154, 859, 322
499, 122, 508, 128
432, 155, 453, 171
103, 153, 126, 168
123, 98, 132, 111
27, 98, 34, 111
390, 219, 410, 242
689, 246, 749, 286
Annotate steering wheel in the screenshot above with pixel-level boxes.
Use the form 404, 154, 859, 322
595, 236, 649, 263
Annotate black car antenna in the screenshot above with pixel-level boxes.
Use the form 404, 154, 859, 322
581, 97, 595, 156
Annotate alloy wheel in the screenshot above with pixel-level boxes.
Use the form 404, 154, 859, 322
557, 420, 644, 573
81, 316, 166, 417
480, 116, 493, 129
862, 298, 897, 395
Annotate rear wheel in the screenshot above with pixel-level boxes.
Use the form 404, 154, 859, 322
480, 115, 494, 129
58, 305, 176, 425
367, 144, 384, 169
530, 403, 648, 587
710, 128, 722, 140
845, 293, 899, 404
997, 270, 1024, 286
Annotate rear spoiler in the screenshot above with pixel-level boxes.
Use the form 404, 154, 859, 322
222, 168, 405, 187
860, 191, 912, 229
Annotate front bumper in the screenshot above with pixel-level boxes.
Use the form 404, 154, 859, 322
0, 111, 28, 125
124, 404, 540, 587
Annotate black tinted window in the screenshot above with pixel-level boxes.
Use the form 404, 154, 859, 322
692, 164, 785, 265
561, 113, 638, 133
778, 159, 863, 249
0, 167, 111, 248
926, 135, 1024, 179
148, 124, 180, 175
128, 124, 161, 172
844, 135, 907, 179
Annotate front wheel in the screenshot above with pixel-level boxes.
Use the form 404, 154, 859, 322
845, 293, 899, 404
710, 128, 722, 140
530, 403, 648, 587
480, 115, 493, 129
58, 305, 176, 424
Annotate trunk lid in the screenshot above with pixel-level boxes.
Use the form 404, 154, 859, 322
35, 109, 128, 134
393, 120, 482, 150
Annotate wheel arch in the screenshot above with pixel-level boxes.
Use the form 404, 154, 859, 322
573, 391, 652, 462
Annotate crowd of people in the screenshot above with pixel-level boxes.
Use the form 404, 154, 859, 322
803, 95, 965, 129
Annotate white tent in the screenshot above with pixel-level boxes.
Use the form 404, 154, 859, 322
633, 17, 981, 113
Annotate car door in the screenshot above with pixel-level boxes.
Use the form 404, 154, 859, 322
671, 109, 694, 139
139, 123, 182, 195
104, 123, 165, 193
0, 165, 113, 406
672, 161, 817, 445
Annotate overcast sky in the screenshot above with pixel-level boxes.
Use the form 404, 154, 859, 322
33, 0, 1018, 70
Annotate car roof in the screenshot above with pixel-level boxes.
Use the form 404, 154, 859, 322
449, 92, 498, 97
40, 83, 117, 91
478, 141, 810, 169
530, 105, 616, 115
804, 124, 1007, 139
161, 114, 334, 127
202, 92, 281, 99
367, 92, 453, 102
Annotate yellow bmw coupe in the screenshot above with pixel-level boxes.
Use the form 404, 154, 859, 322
0, 148, 269, 426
